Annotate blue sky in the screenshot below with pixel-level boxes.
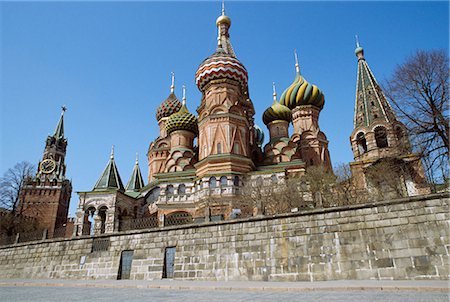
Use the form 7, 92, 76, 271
1, 1, 448, 216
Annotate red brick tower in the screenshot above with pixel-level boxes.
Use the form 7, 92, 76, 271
19, 107, 72, 237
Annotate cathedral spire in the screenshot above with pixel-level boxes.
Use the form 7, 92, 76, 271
353, 41, 396, 128
215, 1, 235, 56
125, 153, 145, 192
170, 72, 175, 94
294, 49, 300, 74
93, 146, 124, 191
54, 106, 66, 139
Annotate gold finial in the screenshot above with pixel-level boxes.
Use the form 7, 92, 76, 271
110, 145, 115, 159
355, 35, 360, 48
170, 72, 175, 93
294, 49, 300, 74
222, 0, 225, 15
272, 82, 277, 101
182, 85, 186, 105
135, 152, 139, 164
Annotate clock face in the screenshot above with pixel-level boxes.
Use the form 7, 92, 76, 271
40, 159, 56, 174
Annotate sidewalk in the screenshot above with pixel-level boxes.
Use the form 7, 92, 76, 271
0, 278, 448, 292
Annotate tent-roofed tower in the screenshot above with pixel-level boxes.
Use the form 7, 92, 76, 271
349, 38, 429, 198
75, 147, 139, 236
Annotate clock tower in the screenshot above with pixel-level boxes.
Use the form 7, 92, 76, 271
19, 107, 72, 237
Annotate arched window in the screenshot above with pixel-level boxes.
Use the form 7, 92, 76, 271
165, 185, 174, 196
233, 176, 240, 186
98, 206, 108, 234
374, 126, 388, 148
356, 132, 368, 154
178, 184, 186, 195
209, 177, 217, 188
220, 176, 227, 187
217, 142, 222, 154
147, 186, 160, 203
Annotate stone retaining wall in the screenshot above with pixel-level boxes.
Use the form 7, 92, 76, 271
0, 194, 448, 281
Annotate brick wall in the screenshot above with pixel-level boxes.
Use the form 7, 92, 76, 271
0, 194, 448, 281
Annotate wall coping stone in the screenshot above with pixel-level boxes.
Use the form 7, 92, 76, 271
1, 192, 448, 250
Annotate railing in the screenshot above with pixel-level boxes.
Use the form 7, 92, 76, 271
165, 212, 193, 226
119, 217, 158, 231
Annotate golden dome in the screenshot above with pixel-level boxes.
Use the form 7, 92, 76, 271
216, 14, 231, 27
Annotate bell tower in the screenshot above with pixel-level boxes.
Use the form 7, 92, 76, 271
19, 107, 72, 237
349, 39, 429, 197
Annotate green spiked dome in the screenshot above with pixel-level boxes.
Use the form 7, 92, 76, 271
165, 104, 198, 135
262, 100, 292, 125
279, 72, 325, 110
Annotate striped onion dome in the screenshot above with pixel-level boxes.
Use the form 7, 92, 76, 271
279, 72, 325, 110
195, 49, 248, 92
254, 124, 265, 147
262, 100, 292, 125
156, 93, 182, 122
165, 104, 198, 135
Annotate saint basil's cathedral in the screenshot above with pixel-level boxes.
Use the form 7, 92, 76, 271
18, 6, 429, 237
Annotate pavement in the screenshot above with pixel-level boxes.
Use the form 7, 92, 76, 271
0, 278, 448, 292
0, 279, 449, 302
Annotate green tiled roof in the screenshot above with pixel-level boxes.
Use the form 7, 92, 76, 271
354, 45, 396, 128
126, 158, 145, 192
93, 150, 124, 191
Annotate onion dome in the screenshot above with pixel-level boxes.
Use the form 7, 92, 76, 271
254, 124, 265, 147
165, 86, 198, 135
196, 52, 248, 91
263, 82, 292, 125
279, 50, 325, 110
263, 100, 292, 125
156, 73, 182, 121
195, 4, 248, 92
355, 35, 365, 60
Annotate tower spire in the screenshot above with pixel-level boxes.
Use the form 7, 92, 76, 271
294, 49, 300, 74
94, 146, 124, 191
53, 106, 66, 139
126, 152, 145, 192
272, 82, 277, 102
182, 85, 186, 105
355, 35, 365, 60
170, 72, 175, 93
215, 0, 234, 56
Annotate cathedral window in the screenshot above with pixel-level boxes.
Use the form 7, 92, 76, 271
166, 185, 174, 196
220, 176, 227, 187
209, 177, 217, 188
374, 126, 389, 148
233, 176, 240, 186
356, 132, 368, 154
217, 143, 222, 154
147, 186, 160, 203
178, 184, 186, 195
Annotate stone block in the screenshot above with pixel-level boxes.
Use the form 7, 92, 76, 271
373, 258, 394, 268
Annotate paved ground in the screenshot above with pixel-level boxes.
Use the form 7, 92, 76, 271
0, 279, 448, 302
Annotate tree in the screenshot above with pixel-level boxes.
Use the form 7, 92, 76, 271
333, 163, 369, 206
0, 161, 38, 236
383, 50, 449, 183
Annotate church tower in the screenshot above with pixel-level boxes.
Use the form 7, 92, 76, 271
194, 4, 256, 178
349, 39, 429, 197
19, 107, 72, 237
